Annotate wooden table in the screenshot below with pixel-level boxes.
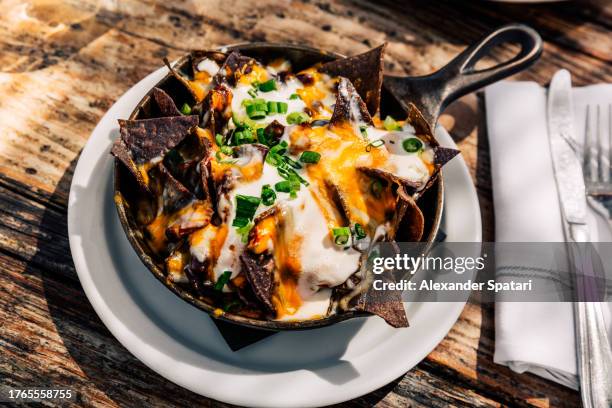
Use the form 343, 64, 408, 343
1, 1, 610, 406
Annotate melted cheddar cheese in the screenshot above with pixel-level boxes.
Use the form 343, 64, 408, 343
146, 55, 438, 321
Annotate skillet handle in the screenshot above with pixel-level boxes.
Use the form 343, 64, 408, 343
385, 24, 543, 130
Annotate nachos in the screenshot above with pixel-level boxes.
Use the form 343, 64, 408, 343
112, 45, 459, 327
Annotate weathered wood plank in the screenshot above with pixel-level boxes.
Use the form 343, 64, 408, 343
0, 253, 226, 407
424, 301, 581, 408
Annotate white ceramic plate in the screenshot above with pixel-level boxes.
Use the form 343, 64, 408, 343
68, 66, 482, 408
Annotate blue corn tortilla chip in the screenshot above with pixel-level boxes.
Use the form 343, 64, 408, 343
213, 51, 256, 87
240, 253, 276, 315
111, 138, 151, 192
118, 115, 198, 164
321, 44, 386, 116
157, 163, 194, 213
392, 186, 424, 242
330, 77, 373, 127
434, 146, 460, 166
361, 273, 409, 328
151, 87, 182, 117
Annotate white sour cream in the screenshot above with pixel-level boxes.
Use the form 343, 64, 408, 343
196, 58, 220, 76
368, 125, 435, 188
213, 161, 285, 281
277, 191, 361, 301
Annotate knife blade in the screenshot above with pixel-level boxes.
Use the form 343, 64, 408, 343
547, 69, 589, 242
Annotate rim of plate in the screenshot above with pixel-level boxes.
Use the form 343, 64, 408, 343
67, 65, 482, 407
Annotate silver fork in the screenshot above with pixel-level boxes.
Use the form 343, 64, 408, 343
584, 104, 612, 198
577, 103, 612, 408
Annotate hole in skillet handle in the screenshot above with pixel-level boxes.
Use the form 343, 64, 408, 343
383, 23, 543, 132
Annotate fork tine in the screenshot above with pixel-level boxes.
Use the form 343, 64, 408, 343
609, 104, 612, 183
586, 105, 600, 183
584, 105, 598, 183
599, 105, 609, 184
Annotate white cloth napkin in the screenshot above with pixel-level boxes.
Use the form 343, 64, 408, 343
485, 78, 612, 389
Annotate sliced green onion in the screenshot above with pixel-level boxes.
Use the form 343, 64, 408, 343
277, 163, 308, 186
353, 223, 366, 240
180, 103, 192, 115
254, 99, 268, 111
274, 180, 292, 192
261, 184, 276, 206
215, 133, 224, 146
232, 112, 243, 127
282, 155, 302, 169
286, 111, 310, 125
247, 88, 258, 98
332, 227, 351, 246
366, 139, 385, 151
265, 141, 309, 186
258, 79, 277, 92
236, 222, 253, 243
265, 153, 281, 166
236, 195, 260, 209
278, 102, 288, 113
269, 140, 288, 157
220, 145, 234, 156
233, 195, 261, 227
215, 150, 237, 164
402, 137, 423, 153
267, 101, 278, 114
234, 128, 256, 145
214, 271, 232, 291
359, 125, 368, 138
299, 151, 321, 164
383, 115, 402, 131
251, 111, 267, 120
233, 130, 244, 143
289, 93, 300, 100
232, 217, 249, 227
371, 179, 384, 198
243, 98, 264, 107
256, 127, 266, 144
246, 104, 266, 119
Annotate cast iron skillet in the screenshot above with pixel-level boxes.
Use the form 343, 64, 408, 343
114, 23, 542, 331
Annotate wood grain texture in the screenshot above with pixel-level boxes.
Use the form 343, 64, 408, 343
1, 0, 610, 406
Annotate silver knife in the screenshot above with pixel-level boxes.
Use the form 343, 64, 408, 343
548, 69, 589, 242
547, 69, 612, 408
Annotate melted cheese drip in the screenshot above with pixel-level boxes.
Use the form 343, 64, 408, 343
302, 123, 396, 230
295, 68, 336, 119
248, 196, 361, 318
